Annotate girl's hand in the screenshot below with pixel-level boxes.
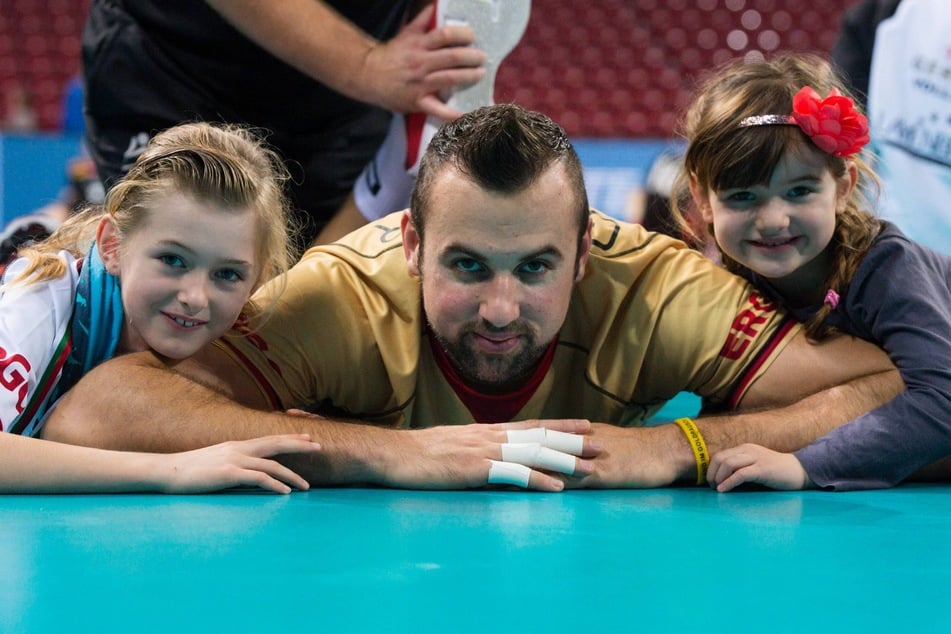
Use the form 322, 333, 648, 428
707, 443, 811, 492
160, 434, 321, 494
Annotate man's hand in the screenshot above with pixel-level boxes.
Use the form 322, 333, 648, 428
361, 4, 486, 119
563, 423, 692, 489
376, 419, 601, 492
206, 1, 485, 121
707, 443, 812, 492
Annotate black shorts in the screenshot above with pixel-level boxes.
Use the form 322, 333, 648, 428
83, 1, 390, 250
86, 110, 389, 251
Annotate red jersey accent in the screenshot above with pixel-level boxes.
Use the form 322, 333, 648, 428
217, 337, 284, 411
719, 291, 778, 360
403, 113, 427, 170
8, 338, 68, 434
0, 345, 32, 417
428, 329, 557, 423
728, 318, 797, 409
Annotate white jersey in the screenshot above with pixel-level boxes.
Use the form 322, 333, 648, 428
867, 0, 951, 254
0, 253, 79, 436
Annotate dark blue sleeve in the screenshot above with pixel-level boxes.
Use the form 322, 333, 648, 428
795, 233, 951, 490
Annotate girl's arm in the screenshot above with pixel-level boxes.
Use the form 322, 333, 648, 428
793, 234, 951, 490
0, 433, 320, 494
707, 443, 812, 492
714, 233, 951, 492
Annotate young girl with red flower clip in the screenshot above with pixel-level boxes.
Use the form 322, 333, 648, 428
672, 53, 951, 491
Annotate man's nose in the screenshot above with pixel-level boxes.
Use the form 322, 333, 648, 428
479, 275, 520, 327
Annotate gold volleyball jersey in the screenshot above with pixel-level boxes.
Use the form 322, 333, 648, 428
217, 211, 799, 427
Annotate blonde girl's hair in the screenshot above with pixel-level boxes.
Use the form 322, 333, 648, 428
12, 122, 297, 324
670, 53, 882, 340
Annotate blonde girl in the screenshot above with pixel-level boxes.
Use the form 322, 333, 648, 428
0, 122, 320, 493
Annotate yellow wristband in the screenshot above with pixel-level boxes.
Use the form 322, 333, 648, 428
673, 417, 709, 485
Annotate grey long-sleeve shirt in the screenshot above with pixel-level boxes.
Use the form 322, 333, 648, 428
754, 223, 951, 490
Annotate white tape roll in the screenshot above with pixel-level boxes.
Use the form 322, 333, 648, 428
506, 428, 584, 456
487, 460, 532, 488
540, 429, 585, 455
506, 428, 546, 444
500, 443, 576, 475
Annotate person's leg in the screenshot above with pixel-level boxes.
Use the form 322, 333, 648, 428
275, 106, 390, 252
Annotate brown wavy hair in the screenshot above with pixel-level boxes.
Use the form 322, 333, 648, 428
670, 53, 882, 340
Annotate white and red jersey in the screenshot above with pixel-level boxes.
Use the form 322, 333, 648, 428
0, 252, 80, 436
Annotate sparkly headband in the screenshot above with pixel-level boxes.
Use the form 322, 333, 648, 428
739, 86, 870, 157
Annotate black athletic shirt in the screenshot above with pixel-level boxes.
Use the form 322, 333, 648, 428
85, 0, 411, 130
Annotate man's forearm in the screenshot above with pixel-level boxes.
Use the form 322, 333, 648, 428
205, 0, 377, 101
42, 352, 584, 492
580, 370, 904, 488
41, 355, 394, 486
691, 370, 904, 474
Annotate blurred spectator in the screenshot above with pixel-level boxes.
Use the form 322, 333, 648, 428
61, 75, 86, 135
81, 0, 484, 254
0, 214, 59, 274
0, 76, 103, 271
830, 0, 901, 104
831, 0, 951, 254
2, 84, 39, 133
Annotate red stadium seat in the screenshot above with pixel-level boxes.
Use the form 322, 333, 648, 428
6, 0, 854, 135
497, 0, 857, 137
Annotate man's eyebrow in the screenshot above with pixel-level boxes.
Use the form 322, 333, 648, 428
521, 246, 565, 262
444, 244, 565, 262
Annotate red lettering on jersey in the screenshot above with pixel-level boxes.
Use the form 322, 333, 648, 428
734, 309, 767, 337
0, 346, 31, 413
719, 292, 776, 360
719, 333, 751, 360
748, 292, 777, 312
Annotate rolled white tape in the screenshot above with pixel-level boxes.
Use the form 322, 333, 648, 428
506, 428, 584, 456
487, 460, 532, 488
506, 428, 546, 444
500, 443, 576, 475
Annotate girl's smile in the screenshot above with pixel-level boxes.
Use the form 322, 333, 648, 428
99, 190, 260, 360
694, 145, 856, 304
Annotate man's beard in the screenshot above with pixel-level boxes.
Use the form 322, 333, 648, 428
431, 325, 549, 394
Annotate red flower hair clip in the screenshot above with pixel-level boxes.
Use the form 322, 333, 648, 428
739, 86, 870, 157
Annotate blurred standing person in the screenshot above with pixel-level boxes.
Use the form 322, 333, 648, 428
2, 84, 38, 133
830, 0, 900, 103
831, 0, 951, 254
316, 0, 532, 243
81, 0, 486, 254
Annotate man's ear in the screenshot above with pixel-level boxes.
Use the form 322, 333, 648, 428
400, 210, 421, 275
574, 215, 594, 283
95, 215, 121, 275
688, 173, 714, 224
